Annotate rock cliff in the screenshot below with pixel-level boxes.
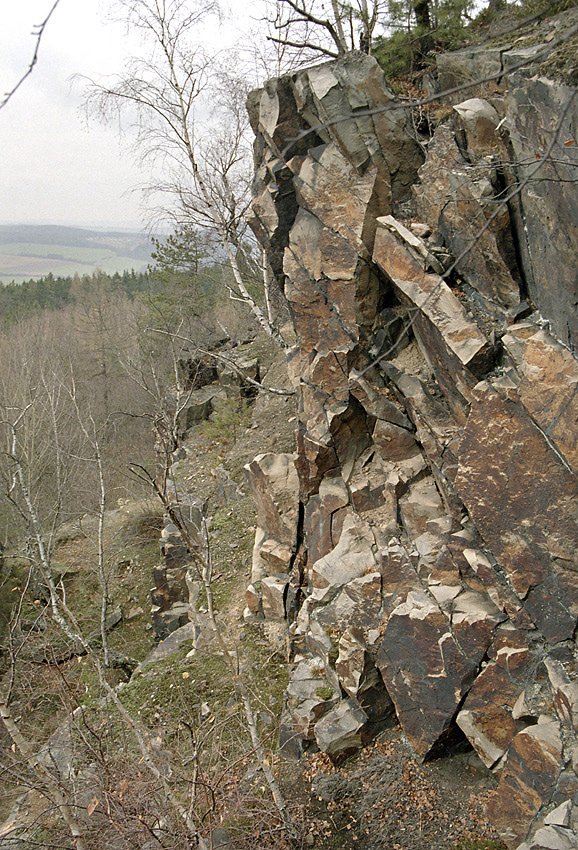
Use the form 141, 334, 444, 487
245, 8, 578, 849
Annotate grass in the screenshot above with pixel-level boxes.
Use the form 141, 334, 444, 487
0, 242, 113, 261
202, 499, 256, 610
0, 242, 149, 283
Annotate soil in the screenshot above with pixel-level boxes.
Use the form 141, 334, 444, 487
275, 730, 504, 850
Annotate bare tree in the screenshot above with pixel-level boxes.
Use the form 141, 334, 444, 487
0, 383, 202, 845
82, 0, 289, 353
265, 0, 384, 61
0, 297, 295, 848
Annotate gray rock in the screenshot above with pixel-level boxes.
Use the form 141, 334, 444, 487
453, 98, 500, 154
198, 828, 234, 850
505, 76, 578, 350
314, 698, 368, 761
261, 576, 288, 620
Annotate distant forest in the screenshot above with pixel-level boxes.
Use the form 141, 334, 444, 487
0, 269, 152, 328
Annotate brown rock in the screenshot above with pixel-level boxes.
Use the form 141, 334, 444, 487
305, 476, 349, 565
293, 53, 422, 202
455, 381, 578, 643
506, 77, 578, 350
245, 453, 299, 554
413, 122, 520, 309
292, 144, 380, 255
314, 699, 369, 762
244, 583, 263, 619
261, 576, 288, 620
457, 630, 534, 768
380, 538, 422, 616
259, 538, 294, 574
448, 589, 505, 660
487, 717, 563, 847
376, 590, 482, 759
453, 98, 500, 154
373, 221, 494, 420
501, 322, 578, 473
335, 629, 368, 699
350, 371, 413, 427
310, 513, 378, 602
316, 571, 383, 633
286, 657, 338, 738
335, 628, 395, 724
544, 658, 578, 731
461, 548, 536, 630
373, 418, 420, 461
398, 476, 444, 539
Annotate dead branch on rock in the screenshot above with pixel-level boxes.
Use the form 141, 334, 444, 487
149, 327, 295, 396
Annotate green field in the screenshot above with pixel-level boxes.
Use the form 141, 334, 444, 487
0, 224, 153, 285
0, 242, 149, 284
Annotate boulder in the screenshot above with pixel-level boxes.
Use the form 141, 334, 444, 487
412, 123, 521, 310
286, 657, 339, 739
457, 630, 534, 768
376, 588, 490, 759
245, 453, 299, 584
316, 571, 383, 634
177, 385, 225, 433
487, 717, 563, 847
505, 74, 578, 350
304, 475, 349, 564
452, 98, 500, 154
373, 218, 495, 420
435, 46, 504, 96
261, 576, 288, 620
335, 628, 394, 724
399, 476, 445, 539
500, 322, 578, 473
310, 513, 378, 602
314, 698, 369, 762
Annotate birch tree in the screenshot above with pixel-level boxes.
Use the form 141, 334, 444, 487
83, 0, 289, 353
265, 0, 384, 60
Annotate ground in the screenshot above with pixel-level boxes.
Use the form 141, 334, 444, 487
150, 332, 506, 850
0, 331, 505, 849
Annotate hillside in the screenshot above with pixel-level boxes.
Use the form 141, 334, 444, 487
0, 224, 153, 284
0, 4, 577, 850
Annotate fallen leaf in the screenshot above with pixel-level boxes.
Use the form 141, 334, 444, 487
87, 797, 99, 817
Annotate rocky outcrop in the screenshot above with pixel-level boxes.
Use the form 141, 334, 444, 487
247, 15, 578, 850
152, 340, 264, 639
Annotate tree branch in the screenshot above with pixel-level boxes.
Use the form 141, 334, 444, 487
1, 1, 62, 111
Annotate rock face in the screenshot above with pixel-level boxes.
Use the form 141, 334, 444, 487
247, 18, 578, 850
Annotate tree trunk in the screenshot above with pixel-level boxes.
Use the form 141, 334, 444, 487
414, 0, 431, 30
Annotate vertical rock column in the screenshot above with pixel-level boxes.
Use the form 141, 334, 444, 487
247, 54, 424, 755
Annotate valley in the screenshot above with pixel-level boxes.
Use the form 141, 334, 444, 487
0, 224, 153, 284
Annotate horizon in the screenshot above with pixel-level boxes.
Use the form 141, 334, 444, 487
0, 221, 155, 285
0, 221, 150, 234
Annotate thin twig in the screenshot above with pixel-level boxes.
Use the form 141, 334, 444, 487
1, 1, 62, 111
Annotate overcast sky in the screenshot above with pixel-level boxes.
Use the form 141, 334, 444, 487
0, 0, 262, 231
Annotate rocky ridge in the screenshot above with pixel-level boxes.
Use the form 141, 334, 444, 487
243, 10, 578, 850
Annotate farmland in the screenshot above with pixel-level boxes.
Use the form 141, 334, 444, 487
0, 225, 153, 284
